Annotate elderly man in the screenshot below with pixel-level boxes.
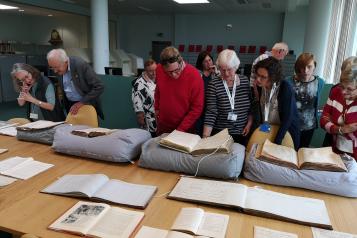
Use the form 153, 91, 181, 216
47, 49, 104, 119
155, 46, 204, 135
132, 59, 157, 136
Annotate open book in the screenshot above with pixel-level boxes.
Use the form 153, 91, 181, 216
135, 226, 209, 238
254, 226, 298, 238
159, 129, 233, 156
0, 175, 17, 187
311, 227, 357, 238
259, 139, 347, 172
41, 174, 157, 209
17, 120, 64, 131
71, 127, 117, 138
167, 177, 332, 229
0, 156, 53, 180
49, 201, 144, 238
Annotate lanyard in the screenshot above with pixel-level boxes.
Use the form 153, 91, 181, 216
223, 75, 237, 111
264, 83, 277, 122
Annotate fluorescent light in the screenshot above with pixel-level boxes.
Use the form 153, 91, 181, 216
0, 4, 18, 9
173, 0, 209, 4
18, 9, 24, 12
48, 14, 53, 16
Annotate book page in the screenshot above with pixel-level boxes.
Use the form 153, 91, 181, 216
254, 226, 298, 238
89, 206, 144, 238
312, 227, 357, 238
0, 175, 17, 187
196, 212, 229, 238
192, 129, 233, 155
171, 207, 204, 234
159, 130, 202, 153
260, 140, 298, 168
42, 174, 109, 197
0, 156, 31, 173
298, 147, 346, 171
1, 159, 53, 180
134, 226, 169, 238
0, 126, 17, 136
49, 201, 109, 235
72, 127, 117, 137
93, 179, 157, 208
244, 187, 331, 228
168, 177, 247, 208
17, 120, 64, 130
0, 149, 8, 154
0, 121, 17, 130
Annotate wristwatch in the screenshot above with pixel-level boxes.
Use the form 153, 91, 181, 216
38, 101, 42, 106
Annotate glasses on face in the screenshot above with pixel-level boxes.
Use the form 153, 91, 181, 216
161, 56, 179, 65
165, 61, 182, 76
16, 72, 31, 85
340, 84, 357, 93
219, 67, 235, 74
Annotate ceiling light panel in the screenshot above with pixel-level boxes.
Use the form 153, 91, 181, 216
173, 0, 210, 4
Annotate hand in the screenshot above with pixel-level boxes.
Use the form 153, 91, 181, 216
69, 102, 84, 115
242, 124, 251, 136
20, 92, 37, 104
342, 123, 357, 134
21, 84, 31, 93
136, 112, 145, 127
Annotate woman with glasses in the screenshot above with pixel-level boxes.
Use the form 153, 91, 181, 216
11, 63, 65, 122
286, 53, 325, 147
320, 56, 357, 159
254, 57, 300, 149
203, 49, 253, 145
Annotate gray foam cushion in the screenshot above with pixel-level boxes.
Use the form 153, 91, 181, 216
244, 144, 357, 197
16, 124, 69, 145
52, 125, 152, 163
138, 137, 245, 179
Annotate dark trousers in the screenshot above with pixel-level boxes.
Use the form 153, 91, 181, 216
300, 129, 315, 148
212, 128, 248, 146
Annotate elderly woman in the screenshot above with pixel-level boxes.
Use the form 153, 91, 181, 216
203, 49, 253, 145
320, 56, 357, 159
286, 53, 325, 147
11, 63, 65, 122
255, 57, 300, 149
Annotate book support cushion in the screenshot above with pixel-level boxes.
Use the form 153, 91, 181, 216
244, 144, 357, 197
16, 124, 69, 145
138, 136, 245, 179
52, 125, 151, 163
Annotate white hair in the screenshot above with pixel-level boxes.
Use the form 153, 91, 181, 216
47, 48, 69, 63
216, 49, 240, 69
272, 42, 289, 52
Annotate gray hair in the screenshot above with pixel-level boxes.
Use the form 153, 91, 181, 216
272, 42, 289, 52
340, 56, 357, 85
216, 49, 240, 70
11, 63, 40, 92
47, 48, 69, 63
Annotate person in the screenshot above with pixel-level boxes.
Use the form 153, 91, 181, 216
203, 49, 253, 145
155, 46, 204, 135
132, 59, 157, 137
320, 56, 357, 159
250, 42, 289, 100
11, 63, 65, 122
47, 49, 104, 119
254, 57, 300, 149
286, 53, 325, 147
195, 51, 219, 136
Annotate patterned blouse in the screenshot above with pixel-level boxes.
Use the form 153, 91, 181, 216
131, 74, 157, 133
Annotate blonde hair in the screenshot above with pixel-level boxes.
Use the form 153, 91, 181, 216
340, 56, 357, 85
160, 46, 182, 66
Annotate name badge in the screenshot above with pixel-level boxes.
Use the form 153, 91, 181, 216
336, 135, 353, 153
30, 113, 38, 120
227, 112, 237, 121
259, 122, 271, 133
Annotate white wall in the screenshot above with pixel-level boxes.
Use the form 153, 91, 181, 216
282, 6, 308, 56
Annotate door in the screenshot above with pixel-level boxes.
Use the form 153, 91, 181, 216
152, 41, 172, 63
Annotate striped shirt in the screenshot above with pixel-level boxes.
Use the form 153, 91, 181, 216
204, 74, 252, 135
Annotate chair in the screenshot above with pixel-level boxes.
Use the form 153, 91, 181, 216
259, 46, 267, 54
206, 45, 213, 52
228, 45, 235, 50
178, 44, 185, 52
239, 46, 247, 54
7, 118, 30, 126
248, 45, 256, 54
188, 44, 195, 52
216, 45, 224, 53
195, 45, 202, 52
65, 105, 98, 127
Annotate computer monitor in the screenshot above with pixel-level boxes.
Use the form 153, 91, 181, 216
104, 67, 123, 76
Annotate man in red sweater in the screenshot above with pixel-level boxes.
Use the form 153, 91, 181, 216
155, 46, 204, 135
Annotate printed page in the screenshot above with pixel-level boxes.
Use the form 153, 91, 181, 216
1, 159, 53, 180
260, 140, 298, 167
89, 206, 144, 238
42, 174, 109, 197
0, 175, 17, 187
171, 207, 204, 234
312, 227, 357, 238
244, 187, 331, 227
17, 120, 64, 130
168, 177, 247, 208
0, 126, 17, 136
254, 226, 298, 238
298, 147, 346, 171
0, 156, 31, 173
134, 226, 169, 238
160, 130, 201, 153
196, 212, 229, 238
49, 201, 109, 235
93, 179, 157, 208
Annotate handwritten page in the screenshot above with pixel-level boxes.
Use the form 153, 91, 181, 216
2, 159, 54, 180
0, 156, 30, 173
254, 226, 298, 238
261, 139, 298, 166
196, 212, 229, 238
312, 227, 357, 238
0, 175, 17, 187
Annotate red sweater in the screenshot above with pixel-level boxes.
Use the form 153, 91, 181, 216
155, 63, 204, 135
320, 85, 357, 159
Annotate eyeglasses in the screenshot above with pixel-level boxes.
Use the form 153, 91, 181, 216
16, 72, 31, 84
161, 56, 179, 65
340, 84, 357, 93
165, 61, 183, 76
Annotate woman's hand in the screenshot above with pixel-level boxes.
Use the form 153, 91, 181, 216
242, 115, 253, 136
341, 123, 357, 134
21, 92, 37, 104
